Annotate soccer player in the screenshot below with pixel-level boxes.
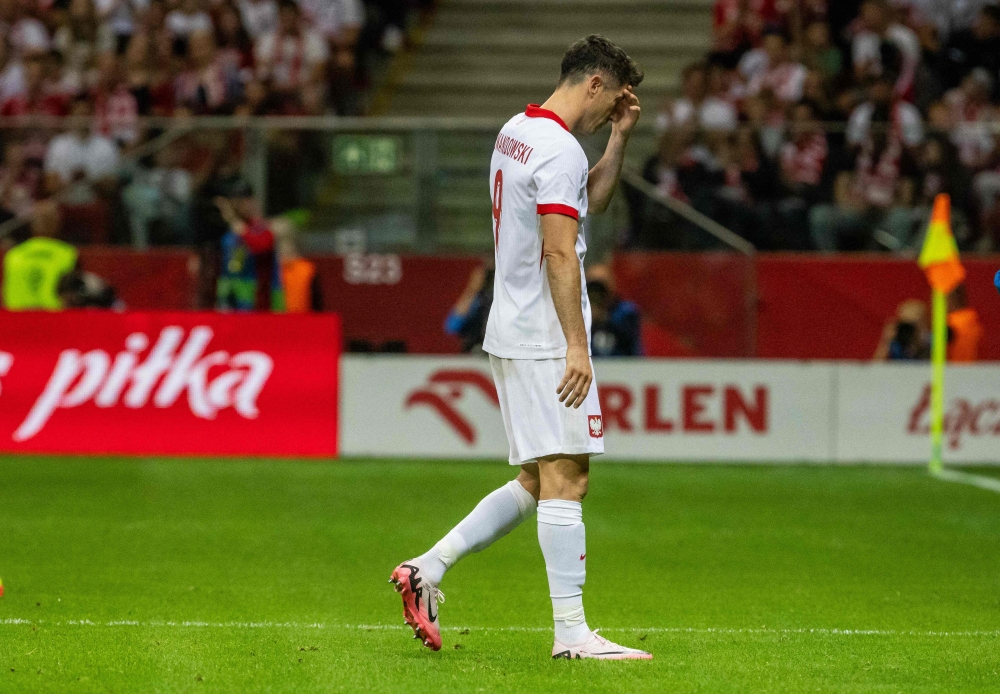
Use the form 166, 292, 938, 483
391, 35, 650, 660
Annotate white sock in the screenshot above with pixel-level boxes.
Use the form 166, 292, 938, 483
417, 480, 536, 585
537, 499, 590, 646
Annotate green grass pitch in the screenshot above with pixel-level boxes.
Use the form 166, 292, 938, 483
1, 457, 999, 692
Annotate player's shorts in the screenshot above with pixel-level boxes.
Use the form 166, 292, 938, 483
488, 355, 605, 466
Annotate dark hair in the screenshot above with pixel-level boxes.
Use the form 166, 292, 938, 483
559, 35, 643, 89
762, 24, 789, 42
984, 5, 1000, 23
586, 279, 611, 301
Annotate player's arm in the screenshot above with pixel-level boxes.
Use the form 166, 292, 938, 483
587, 88, 641, 214
214, 197, 248, 235
542, 213, 591, 409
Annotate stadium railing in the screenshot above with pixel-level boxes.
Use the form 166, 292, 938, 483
0, 115, 751, 256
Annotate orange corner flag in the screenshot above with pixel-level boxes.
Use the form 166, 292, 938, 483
918, 194, 966, 294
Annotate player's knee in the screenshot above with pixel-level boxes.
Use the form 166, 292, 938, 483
553, 469, 588, 502
516, 466, 541, 501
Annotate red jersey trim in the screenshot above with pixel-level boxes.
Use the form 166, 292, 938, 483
525, 104, 570, 132
537, 203, 579, 220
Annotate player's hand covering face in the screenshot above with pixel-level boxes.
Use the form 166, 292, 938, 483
610, 87, 641, 136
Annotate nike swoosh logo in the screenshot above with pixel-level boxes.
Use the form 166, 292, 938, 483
580, 554, 586, 561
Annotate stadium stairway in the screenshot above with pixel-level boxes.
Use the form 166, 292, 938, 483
382, 0, 712, 119
311, 0, 712, 253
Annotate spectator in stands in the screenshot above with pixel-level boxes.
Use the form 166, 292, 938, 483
712, 0, 773, 67
705, 62, 740, 121
942, 67, 996, 172
741, 84, 785, 157
91, 50, 140, 145
43, 95, 121, 201
369, 0, 413, 54
851, 0, 920, 100
52, 0, 99, 91
165, 0, 213, 44
586, 266, 642, 357
810, 128, 917, 250
445, 262, 493, 354
238, 0, 278, 40
714, 125, 781, 248
298, 0, 363, 68
98, 0, 151, 54
0, 138, 43, 222
121, 143, 194, 247
8, 0, 52, 56
0, 53, 68, 115
938, 4, 1000, 90
298, 0, 363, 114
657, 62, 738, 134
777, 102, 830, 248
914, 134, 971, 239
846, 73, 924, 152
801, 20, 842, 80
254, 0, 328, 112
873, 298, 930, 360
0, 38, 26, 102
175, 30, 240, 115
214, 182, 284, 311
801, 68, 839, 124
745, 29, 807, 106
214, 2, 254, 77
643, 129, 692, 204
904, 0, 994, 44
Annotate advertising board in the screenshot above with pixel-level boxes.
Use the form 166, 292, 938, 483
0, 311, 340, 456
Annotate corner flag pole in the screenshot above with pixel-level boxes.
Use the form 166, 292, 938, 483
918, 195, 965, 475
929, 288, 946, 475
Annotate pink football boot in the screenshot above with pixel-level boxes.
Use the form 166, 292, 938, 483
389, 562, 445, 651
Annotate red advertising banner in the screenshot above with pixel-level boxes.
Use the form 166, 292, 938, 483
0, 311, 340, 456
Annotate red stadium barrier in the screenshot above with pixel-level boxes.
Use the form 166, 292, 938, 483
3, 247, 996, 360
755, 254, 1000, 361
311, 254, 482, 354
613, 252, 1000, 360
76, 247, 198, 310
0, 311, 340, 457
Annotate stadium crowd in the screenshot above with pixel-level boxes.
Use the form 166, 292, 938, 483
0, 0, 419, 121
640, 0, 1000, 253
0, 0, 428, 241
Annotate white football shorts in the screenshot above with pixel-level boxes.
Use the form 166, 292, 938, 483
488, 355, 605, 466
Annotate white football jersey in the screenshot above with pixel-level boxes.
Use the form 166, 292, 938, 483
483, 105, 592, 360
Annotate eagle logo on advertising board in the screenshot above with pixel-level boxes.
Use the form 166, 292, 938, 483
589, 415, 603, 439
404, 370, 499, 445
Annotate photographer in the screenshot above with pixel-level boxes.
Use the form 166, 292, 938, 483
873, 299, 930, 361
445, 262, 493, 354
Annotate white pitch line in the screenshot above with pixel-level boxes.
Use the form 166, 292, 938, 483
932, 468, 1000, 495
1, 619, 998, 638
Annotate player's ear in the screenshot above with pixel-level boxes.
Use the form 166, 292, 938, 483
588, 74, 602, 97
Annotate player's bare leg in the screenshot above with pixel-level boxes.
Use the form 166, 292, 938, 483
390, 465, 539, 650
538, 454, 652, 660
